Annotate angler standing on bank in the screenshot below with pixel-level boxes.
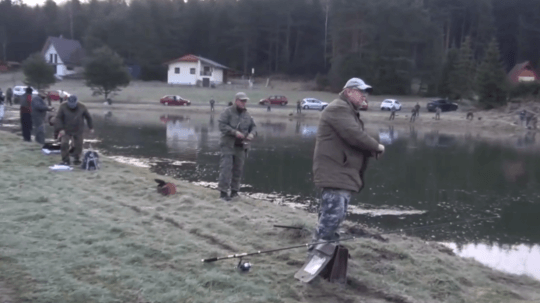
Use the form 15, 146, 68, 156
312, 78, 385, 243
217, 92, 257, 201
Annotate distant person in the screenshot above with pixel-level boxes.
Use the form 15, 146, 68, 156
6, 87, 13, 106
210, 98, 215, 112
414, 102, 420, 117
54, 95, 94, 165
267, 104, 271, 112
297, 100, 302, 114
0, 88, 4, 124
389, 105, 396, 120
435, 106, 441, 120
217, 92, 257, 201
19, 87, 34, 142
31, 91, 55, 144
311, 77, 384, 247
410, 108, 417, 123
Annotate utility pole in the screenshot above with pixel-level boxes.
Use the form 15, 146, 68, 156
324, 0, 330, 69
69, 1, 74, 39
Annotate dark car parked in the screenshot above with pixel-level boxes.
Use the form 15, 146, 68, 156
426, 99, 458, 112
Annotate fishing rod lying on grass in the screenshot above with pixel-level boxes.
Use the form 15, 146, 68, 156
201, 215, 500, 263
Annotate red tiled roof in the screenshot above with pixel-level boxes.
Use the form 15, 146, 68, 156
507, 61, 539, 84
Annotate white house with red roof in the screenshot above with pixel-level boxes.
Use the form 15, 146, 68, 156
165, 54, 228, 86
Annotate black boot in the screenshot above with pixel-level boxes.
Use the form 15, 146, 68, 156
230, 190, 239, 199
220, 191, 230, 201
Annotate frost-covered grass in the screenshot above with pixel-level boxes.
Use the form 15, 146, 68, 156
0, 131, 539, 303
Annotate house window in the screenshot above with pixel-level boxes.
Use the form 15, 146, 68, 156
67, 66, 74, 71
54, 54, 58, 63
190, 68, 196, 75
175, 67, 180, 74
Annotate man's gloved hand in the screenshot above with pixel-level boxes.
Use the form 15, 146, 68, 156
246, 133, 254, 141
235, 131, 245, 139
373, 144, 385, 159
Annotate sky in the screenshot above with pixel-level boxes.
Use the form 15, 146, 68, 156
21, 0, 65, 6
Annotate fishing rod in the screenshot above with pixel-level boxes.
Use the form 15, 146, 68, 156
202, 215, 499, 263
201, 237, 357, 263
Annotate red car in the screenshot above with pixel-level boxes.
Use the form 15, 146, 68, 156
259, 95, 288, 106
160, 95, 191, 106
47, 90, 70, 102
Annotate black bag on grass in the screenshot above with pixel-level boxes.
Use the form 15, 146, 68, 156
82, 151, 100, 171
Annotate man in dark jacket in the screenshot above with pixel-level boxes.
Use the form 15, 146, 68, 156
54, 95, 94, 165
217, 92, 257, 201
19, 87, 34, 142
312, 78, 385, 243
6, 87, 13, 106
31, 91, 54, 144
0, 89, 4, 124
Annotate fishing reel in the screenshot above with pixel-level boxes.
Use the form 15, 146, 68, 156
237, 258, 252, 272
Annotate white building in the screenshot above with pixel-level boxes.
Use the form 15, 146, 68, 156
166, 54, 228, 86
41, 36, 85, 78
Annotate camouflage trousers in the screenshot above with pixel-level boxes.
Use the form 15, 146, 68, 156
315, 188, 352, 241
217, 147, 246, 193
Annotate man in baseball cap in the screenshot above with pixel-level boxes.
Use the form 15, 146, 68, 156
54, 95, 94, 165
310, 77, 384, 246
217, 92, 257, 201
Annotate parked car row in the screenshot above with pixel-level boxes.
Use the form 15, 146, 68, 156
153, 92, 459, 113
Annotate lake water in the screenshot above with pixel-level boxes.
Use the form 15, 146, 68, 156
81, 111, 540, 280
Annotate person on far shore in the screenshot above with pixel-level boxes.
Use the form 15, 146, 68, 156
210, 98, 215, 112
6, 87, 13, 106
0, 88, 4, 124
389, 105, 396, 120
297, 100, 302, 114
435, 106, 441, 120
414, 102, 421, 117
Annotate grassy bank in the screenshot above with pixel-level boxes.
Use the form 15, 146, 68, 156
1, 131, 539, 303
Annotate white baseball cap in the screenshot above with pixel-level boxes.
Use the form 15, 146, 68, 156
343, 77, 372, 92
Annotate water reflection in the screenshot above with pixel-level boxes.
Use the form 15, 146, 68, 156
379, 126, 398, 145
442, 242, 540, 280
89, 111, 540, 280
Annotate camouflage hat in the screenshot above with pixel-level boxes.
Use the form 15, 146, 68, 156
343, 78, 372, 92
235, 92, 249, 101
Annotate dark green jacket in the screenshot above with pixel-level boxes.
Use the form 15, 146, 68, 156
218, 104, 257, 154
54, 102, 93, 135
312, 95, 380, 192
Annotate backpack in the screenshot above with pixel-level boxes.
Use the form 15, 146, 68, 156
81, 150, 100, 170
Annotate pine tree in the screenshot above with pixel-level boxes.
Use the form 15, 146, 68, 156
448, 36, 476, 101
84, 46, 130, 101
22, 53, 56, 90
438, 48, 459, 98
476, 38, 507, 107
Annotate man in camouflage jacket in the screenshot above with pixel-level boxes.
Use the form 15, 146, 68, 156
217, 92, 257, 201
